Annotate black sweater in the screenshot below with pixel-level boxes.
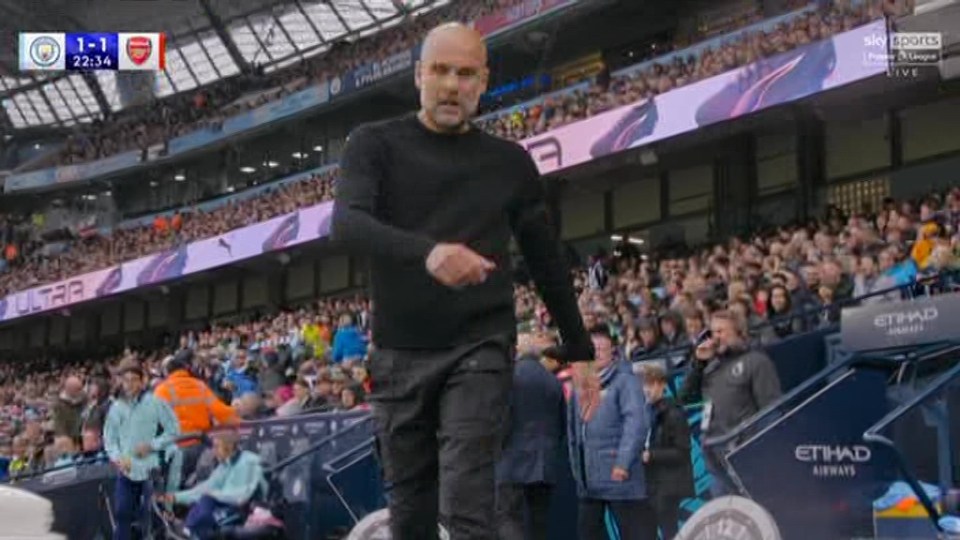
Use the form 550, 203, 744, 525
331, 113, 590, 356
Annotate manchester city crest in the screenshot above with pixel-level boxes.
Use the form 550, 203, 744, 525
30, 36, 61, 67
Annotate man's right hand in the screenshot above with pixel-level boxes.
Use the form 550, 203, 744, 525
695, 339, 715, 362
425, 243, 496, 288
115, 457, 132, 474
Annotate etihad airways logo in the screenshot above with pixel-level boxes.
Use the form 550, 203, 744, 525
795, 445, 872, 463
873, 307, 938, 327
795, 445, 872, 478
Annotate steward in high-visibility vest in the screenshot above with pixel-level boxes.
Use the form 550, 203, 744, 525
154, 350, 238, 445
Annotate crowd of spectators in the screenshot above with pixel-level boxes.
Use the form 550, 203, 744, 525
0, 168, 337, 296
43, 0, 914, 170
48, 0, 535, 168
0, 182, 957, 480
476, 0, 911, 139
0, 0, 915, 299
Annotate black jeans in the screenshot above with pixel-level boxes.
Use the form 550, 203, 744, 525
495, 482, 552, 540
650, 495, 681, 540
370, 336, 513, 540
578, 498, 658, 540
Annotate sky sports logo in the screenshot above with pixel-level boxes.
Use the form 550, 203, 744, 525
863, 32, 941, 78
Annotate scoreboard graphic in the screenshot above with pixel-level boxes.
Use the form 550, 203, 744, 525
19, 32, 166, 71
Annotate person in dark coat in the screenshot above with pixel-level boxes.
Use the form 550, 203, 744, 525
568, 327, 657, 540
495, 339, 566, 540
641, 365, 694, 540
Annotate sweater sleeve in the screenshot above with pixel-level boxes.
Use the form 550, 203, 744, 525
103, 405, 123, 463
508, 151, 592, 360
208, 456, 264, 506
150, 398, 181, 452
331, 125, 436, 264
205, 385, 239, 426
750, 352, 782, 410
175, 464, 226, 505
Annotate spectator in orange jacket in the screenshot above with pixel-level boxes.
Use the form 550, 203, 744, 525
154, 350, 237, 486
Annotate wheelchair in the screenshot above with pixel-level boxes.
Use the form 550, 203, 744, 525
130, 438, 287, 540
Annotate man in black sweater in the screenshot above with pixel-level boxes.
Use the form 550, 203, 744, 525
332, 22, 596, 540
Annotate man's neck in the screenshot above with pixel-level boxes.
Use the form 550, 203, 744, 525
417, 110, 469, 135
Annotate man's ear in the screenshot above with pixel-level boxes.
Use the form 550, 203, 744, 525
414, 61, 422, 90
478, 67, 490, 95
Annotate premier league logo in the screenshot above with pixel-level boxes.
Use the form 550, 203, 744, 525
126, 36, 152, 65
29, 36, 61, 68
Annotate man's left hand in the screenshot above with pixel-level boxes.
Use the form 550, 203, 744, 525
611, 467, 629, 482
134, 443, 152, 458
642, 450, 651, 464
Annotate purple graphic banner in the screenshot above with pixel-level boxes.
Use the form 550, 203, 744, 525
520, 20, 889, 175
0, 202, 333, 323
471, 0, 577, 37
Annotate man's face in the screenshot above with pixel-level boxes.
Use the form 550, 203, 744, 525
591, 334, 614, 368
711, 318, 741, 353
415, 27, 488, 132
121, 372, 143, 398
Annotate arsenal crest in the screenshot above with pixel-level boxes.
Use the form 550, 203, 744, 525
126, 36, 152, 65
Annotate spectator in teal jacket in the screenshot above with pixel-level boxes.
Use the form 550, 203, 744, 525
104, 359, 181, 540
160, 428, 267, 540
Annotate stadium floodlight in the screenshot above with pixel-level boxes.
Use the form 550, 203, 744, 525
266, 161, 279, 168
174, 173, 186, 181
313, 145, 323, 152
240, 166, 256, 173
292, 152, 305, 159
610, 234, 623, 241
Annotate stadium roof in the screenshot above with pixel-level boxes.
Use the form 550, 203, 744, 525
0, 0, 446, 131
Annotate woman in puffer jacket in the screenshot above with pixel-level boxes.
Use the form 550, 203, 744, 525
567, 327, 657, 540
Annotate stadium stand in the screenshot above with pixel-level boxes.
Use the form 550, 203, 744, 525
3, 0, 960, 537
1, 180, 956, 479
0, 0, 915, 299
17, 0, 556, 171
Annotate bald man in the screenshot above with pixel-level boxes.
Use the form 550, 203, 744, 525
332, 22, 596, 540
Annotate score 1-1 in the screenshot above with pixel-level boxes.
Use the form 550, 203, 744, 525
65, 32, 119, 70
